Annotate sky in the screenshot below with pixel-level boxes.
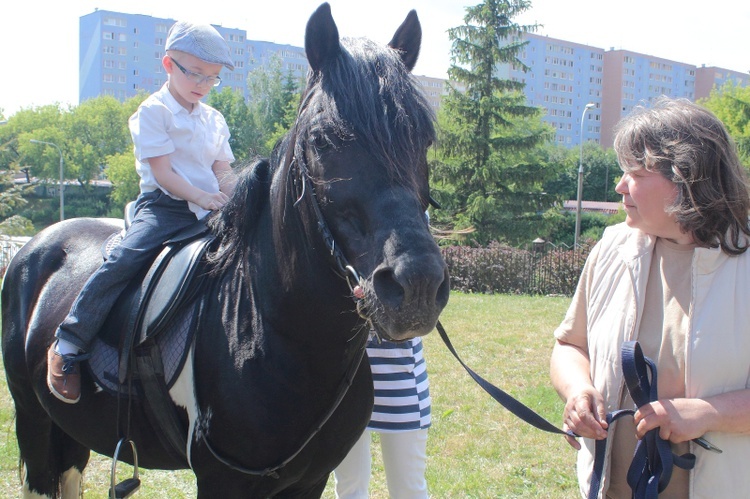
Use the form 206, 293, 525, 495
1, 0, 747, 118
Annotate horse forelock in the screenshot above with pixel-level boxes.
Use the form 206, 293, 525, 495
301, 36, 435, 185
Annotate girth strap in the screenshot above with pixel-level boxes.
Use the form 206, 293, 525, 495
134, 341, 188, 464
588, 341, 696, 499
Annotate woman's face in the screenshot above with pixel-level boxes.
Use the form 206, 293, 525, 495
615, 166, 693, 244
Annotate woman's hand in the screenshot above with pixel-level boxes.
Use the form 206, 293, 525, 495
562, 385, 609, 449
634, 398, 714, 443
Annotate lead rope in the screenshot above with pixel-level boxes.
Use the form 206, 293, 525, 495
587, 341, 720, 499
436, 323, 721, 498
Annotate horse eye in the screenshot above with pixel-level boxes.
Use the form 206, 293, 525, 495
309, 133, 329, 150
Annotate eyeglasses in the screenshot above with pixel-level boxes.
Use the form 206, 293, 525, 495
169, 57, 222, 87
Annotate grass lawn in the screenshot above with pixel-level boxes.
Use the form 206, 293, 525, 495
1, 292, 579, 498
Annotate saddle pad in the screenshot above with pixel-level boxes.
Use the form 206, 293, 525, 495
87, 304, 196, 397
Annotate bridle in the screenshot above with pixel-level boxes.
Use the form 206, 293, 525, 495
197, 85, 371, 479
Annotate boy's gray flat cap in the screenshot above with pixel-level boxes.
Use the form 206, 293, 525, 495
165, 21, 234, 71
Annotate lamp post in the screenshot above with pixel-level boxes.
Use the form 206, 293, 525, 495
30, 139, 65, 221
574, 103, 595, 249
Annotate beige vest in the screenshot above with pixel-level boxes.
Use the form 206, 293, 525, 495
575, 223, 750, 499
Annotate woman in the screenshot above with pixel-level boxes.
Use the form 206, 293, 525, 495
550, 97, 750, 498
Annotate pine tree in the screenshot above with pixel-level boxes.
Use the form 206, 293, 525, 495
432, 0, 559, 246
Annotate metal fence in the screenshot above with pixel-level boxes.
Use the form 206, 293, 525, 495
0, 236, 589, 296
0, 236, 31, 276
441, 241, 591, 296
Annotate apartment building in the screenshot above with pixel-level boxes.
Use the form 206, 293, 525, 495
80, 9, 310, 104
80, 10, 748, 149
503, 33, 749, 148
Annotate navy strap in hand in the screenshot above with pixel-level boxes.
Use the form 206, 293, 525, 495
588, 341, 697, 499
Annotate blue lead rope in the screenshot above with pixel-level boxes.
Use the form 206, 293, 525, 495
436, 321, 720, 499
588, 341, 704, 499
436, 321, 574, 437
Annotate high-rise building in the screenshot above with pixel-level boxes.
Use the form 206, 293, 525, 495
80, 10, 748, 149
501, 33, 749, 148
79, 9, 309, 105
503, 34, 605, 147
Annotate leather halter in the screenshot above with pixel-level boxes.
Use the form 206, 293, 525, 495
197, 87, 371, 479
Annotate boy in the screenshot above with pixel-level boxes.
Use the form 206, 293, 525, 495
47, 21, 237, 404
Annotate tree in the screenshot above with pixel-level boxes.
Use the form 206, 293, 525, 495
699, 81, 750, 167
206, 87, 255, 162
0, 125, 34, 234
542, 143, 620, 203
431, 0, 558, 246
245, 54, 304, 157
104, 150, 138, 214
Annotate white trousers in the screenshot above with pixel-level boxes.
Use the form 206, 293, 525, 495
334, 429, 428, 499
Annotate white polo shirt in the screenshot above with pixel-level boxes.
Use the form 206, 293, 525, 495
129, 83, 235, 219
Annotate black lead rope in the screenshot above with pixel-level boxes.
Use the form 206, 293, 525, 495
436, 323, 722, 499
435, 321, 573, 437
588, 341, 703, 499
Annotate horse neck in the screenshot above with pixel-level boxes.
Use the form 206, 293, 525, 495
239, 175, 362, 345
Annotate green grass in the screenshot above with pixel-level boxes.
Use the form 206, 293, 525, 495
0, 292, 579, 497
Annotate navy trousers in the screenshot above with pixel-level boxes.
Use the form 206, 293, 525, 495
56, 190, 200, 351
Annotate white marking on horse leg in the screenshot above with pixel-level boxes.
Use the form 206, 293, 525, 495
169, 346, 197, 468
59, 467, 83, 498
21, 483, 48, 499
21, 464, 50, 499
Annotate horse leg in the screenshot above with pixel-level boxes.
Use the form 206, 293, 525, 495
55, 427, 89, 499
275, 477, 328, 499
15, 403, 89, 499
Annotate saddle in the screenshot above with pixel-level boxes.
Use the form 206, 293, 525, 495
86, 207, 215, 465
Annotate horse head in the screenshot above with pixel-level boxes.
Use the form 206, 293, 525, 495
274, 3, 449, 341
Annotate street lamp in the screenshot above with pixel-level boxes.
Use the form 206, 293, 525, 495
30, 139, 65, 221
574, 103, 595, 249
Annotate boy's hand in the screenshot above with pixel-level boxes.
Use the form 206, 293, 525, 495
195, 191, 229, 211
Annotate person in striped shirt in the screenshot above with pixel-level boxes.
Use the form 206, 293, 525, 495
334, 333, 431, 498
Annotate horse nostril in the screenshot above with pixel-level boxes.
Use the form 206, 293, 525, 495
372, 267, 405, 311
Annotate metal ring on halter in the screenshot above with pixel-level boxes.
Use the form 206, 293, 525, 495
344, 265, 363, 294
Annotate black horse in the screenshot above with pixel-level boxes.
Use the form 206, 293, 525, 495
1, 4, 449, 498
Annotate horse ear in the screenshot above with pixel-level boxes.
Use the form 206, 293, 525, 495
305, 3, 341, 73
388, 10, 421, 72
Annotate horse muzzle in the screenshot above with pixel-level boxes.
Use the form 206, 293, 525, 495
363, 254, 450, 341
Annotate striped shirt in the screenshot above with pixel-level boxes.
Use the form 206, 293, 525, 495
366, 335, 431, 432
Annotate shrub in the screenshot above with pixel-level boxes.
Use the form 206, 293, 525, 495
442, 242, 590, 296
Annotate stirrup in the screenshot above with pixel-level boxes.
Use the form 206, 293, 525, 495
109, 438, 141, 499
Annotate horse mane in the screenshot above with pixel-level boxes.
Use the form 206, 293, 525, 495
299, 36, 436, 184
208, 35, 436, 278
206, 158, 272, 271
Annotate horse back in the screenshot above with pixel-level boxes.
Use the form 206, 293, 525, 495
2, 218, 123, 381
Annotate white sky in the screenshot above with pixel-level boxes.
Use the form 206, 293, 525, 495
1, 0, 747, 117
